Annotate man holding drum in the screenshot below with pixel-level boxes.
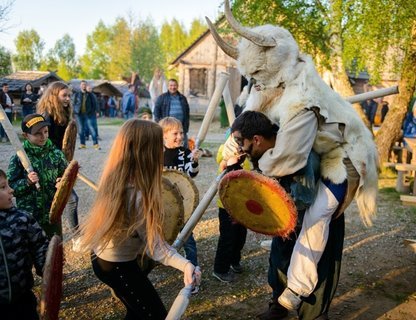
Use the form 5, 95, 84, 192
228, 111, 347, 320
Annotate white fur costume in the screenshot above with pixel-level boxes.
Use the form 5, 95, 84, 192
207, 0, 379, 300
208, 3, 378, 226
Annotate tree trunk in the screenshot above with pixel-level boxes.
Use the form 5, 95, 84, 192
375, 21, 416, 164
328, 0, 370, 127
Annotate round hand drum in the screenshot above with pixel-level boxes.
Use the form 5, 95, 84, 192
219, 170, 297, 238
162, 177, 184, 244
40, 235, 63, 320
163, 170, 199, 222
50, 160, 80, 224
62, 120, 77, 162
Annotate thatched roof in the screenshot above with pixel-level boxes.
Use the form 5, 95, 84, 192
0, 71, 63, 92
69, 79, 123, 97
69, 79, 150, 98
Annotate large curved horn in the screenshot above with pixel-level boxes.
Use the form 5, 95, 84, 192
224, 0, 276, 47
205, 17, 238, 60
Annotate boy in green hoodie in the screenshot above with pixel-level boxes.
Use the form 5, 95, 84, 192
7, 113, 67, 237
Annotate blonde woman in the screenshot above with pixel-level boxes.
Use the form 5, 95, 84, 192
36, 81, 72, 150
80, 119, 198, 320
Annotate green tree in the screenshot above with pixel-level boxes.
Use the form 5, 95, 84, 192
40, 34, 78, 80
160, 18, 188, 75
187, 18, 207, 46
131, 18, 163, 84
107, 17, 132, 80
79, 21, 111, 79
12, 29, 44, 70
0, 45, 12, 76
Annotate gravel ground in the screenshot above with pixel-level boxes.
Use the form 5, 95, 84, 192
0, 117, 415, 319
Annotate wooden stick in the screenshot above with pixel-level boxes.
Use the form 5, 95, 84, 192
0, 106, 40, 191
172, 170, 227, 250
223, 84, 236, 125
77, 172, 98, 191
195, 72, 230, 149
345, 86, 399, 104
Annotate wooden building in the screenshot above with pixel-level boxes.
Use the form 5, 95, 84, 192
169, 18, 244, 115
0, 71, 63, 101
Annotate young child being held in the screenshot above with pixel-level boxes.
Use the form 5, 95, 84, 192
159, 117, 201, 291
7, 114, 68, 237
0, 169, 49, 320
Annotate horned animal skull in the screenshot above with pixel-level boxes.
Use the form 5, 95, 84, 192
206, 0, 301, 90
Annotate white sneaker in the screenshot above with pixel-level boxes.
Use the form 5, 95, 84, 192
278, 287, 302, 310
72, 237, 83, 252
260, 240, 272, 251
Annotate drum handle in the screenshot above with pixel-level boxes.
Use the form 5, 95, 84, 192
172, 170, 228, 250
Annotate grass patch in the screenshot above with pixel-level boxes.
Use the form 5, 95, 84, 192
97, 118, 125, 126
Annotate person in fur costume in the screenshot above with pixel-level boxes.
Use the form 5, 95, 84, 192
207, 1, 379, 319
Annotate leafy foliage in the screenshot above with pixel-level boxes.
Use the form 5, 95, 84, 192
12, 29, 44, 70
0, 45, 12, 77
39, 34, 78, 80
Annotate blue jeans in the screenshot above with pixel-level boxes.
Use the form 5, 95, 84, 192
124, 111, 134, 119
64, 190, 79, 232
183, 233, 198, 266
22, 106, 35, 117
76, 113, 98, 145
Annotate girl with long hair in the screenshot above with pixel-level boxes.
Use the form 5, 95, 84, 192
36, 81, 72, 149
80, 119, 197, 320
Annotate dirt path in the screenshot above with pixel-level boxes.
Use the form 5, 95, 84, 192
1, 118, 415, 319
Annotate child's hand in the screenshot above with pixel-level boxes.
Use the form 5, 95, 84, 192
184, 262, 196, 286
192, 148, 202, 161
55, 177, 62, 188
27, 171, 39, 185
226, 153, 246, 167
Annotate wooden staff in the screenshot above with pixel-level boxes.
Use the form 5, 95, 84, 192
172, 170, 227, 250
77, 172, 98, 191
346, 85, 399, 104
0, 105, 40, 190
195, 72, 230, 149
223, 84, 236, 125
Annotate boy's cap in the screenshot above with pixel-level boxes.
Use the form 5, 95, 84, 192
137, 106, 152, 116
22, 114, 50, 134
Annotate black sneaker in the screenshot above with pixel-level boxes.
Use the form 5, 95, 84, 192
256, 299, 288, 320
230, 263, 243, 273
212, 271, 235, 283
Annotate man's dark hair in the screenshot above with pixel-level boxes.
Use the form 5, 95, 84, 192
2, 83, 8, 87
0, 169, 6, 179
231, 111, 279, 139
168, 78, 178, 84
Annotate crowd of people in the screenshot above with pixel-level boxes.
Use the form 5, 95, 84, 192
0, 65, 412, 320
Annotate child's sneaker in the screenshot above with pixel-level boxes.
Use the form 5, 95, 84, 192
278, 287, 302, 310
78, 144, 86, 149
260, 239, 272, 251
230, 263, 243, 273
93, 144, 101, 150
212, 271, 234, 283
191, 285, 199, 294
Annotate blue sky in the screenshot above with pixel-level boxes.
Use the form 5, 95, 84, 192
0, 0, 223, 55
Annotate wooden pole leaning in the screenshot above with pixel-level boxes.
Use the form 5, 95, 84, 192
195, 72, 230, 149
172, 170, 227, 250
222, 84, 236, 125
